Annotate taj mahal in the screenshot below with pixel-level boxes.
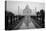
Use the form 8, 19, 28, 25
23, 5, 32, 16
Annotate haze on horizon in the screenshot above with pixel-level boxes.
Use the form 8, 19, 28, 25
7, 1, 45, 15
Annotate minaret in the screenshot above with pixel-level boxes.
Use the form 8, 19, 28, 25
35, 7, 37, 13
18, 6, 19, 15
34, 7, 37, 16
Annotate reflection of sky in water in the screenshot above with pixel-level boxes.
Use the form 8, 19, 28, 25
7, 1, 45, 15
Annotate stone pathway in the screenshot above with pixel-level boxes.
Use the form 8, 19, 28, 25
19, 16, 36, 29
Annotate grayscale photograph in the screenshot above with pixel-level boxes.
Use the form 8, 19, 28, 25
5, 1, 45, 30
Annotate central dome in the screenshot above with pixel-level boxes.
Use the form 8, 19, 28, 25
23, 5, 32, 16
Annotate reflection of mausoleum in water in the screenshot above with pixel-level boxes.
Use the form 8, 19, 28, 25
23, 5, 32, 16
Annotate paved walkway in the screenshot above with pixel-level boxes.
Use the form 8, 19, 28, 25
13, 16, 40, 30
19, 16, 36, 29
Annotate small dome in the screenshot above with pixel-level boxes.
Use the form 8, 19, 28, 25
25, 5, 29, 9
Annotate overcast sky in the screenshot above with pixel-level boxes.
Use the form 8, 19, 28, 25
7, 1, 45, 15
